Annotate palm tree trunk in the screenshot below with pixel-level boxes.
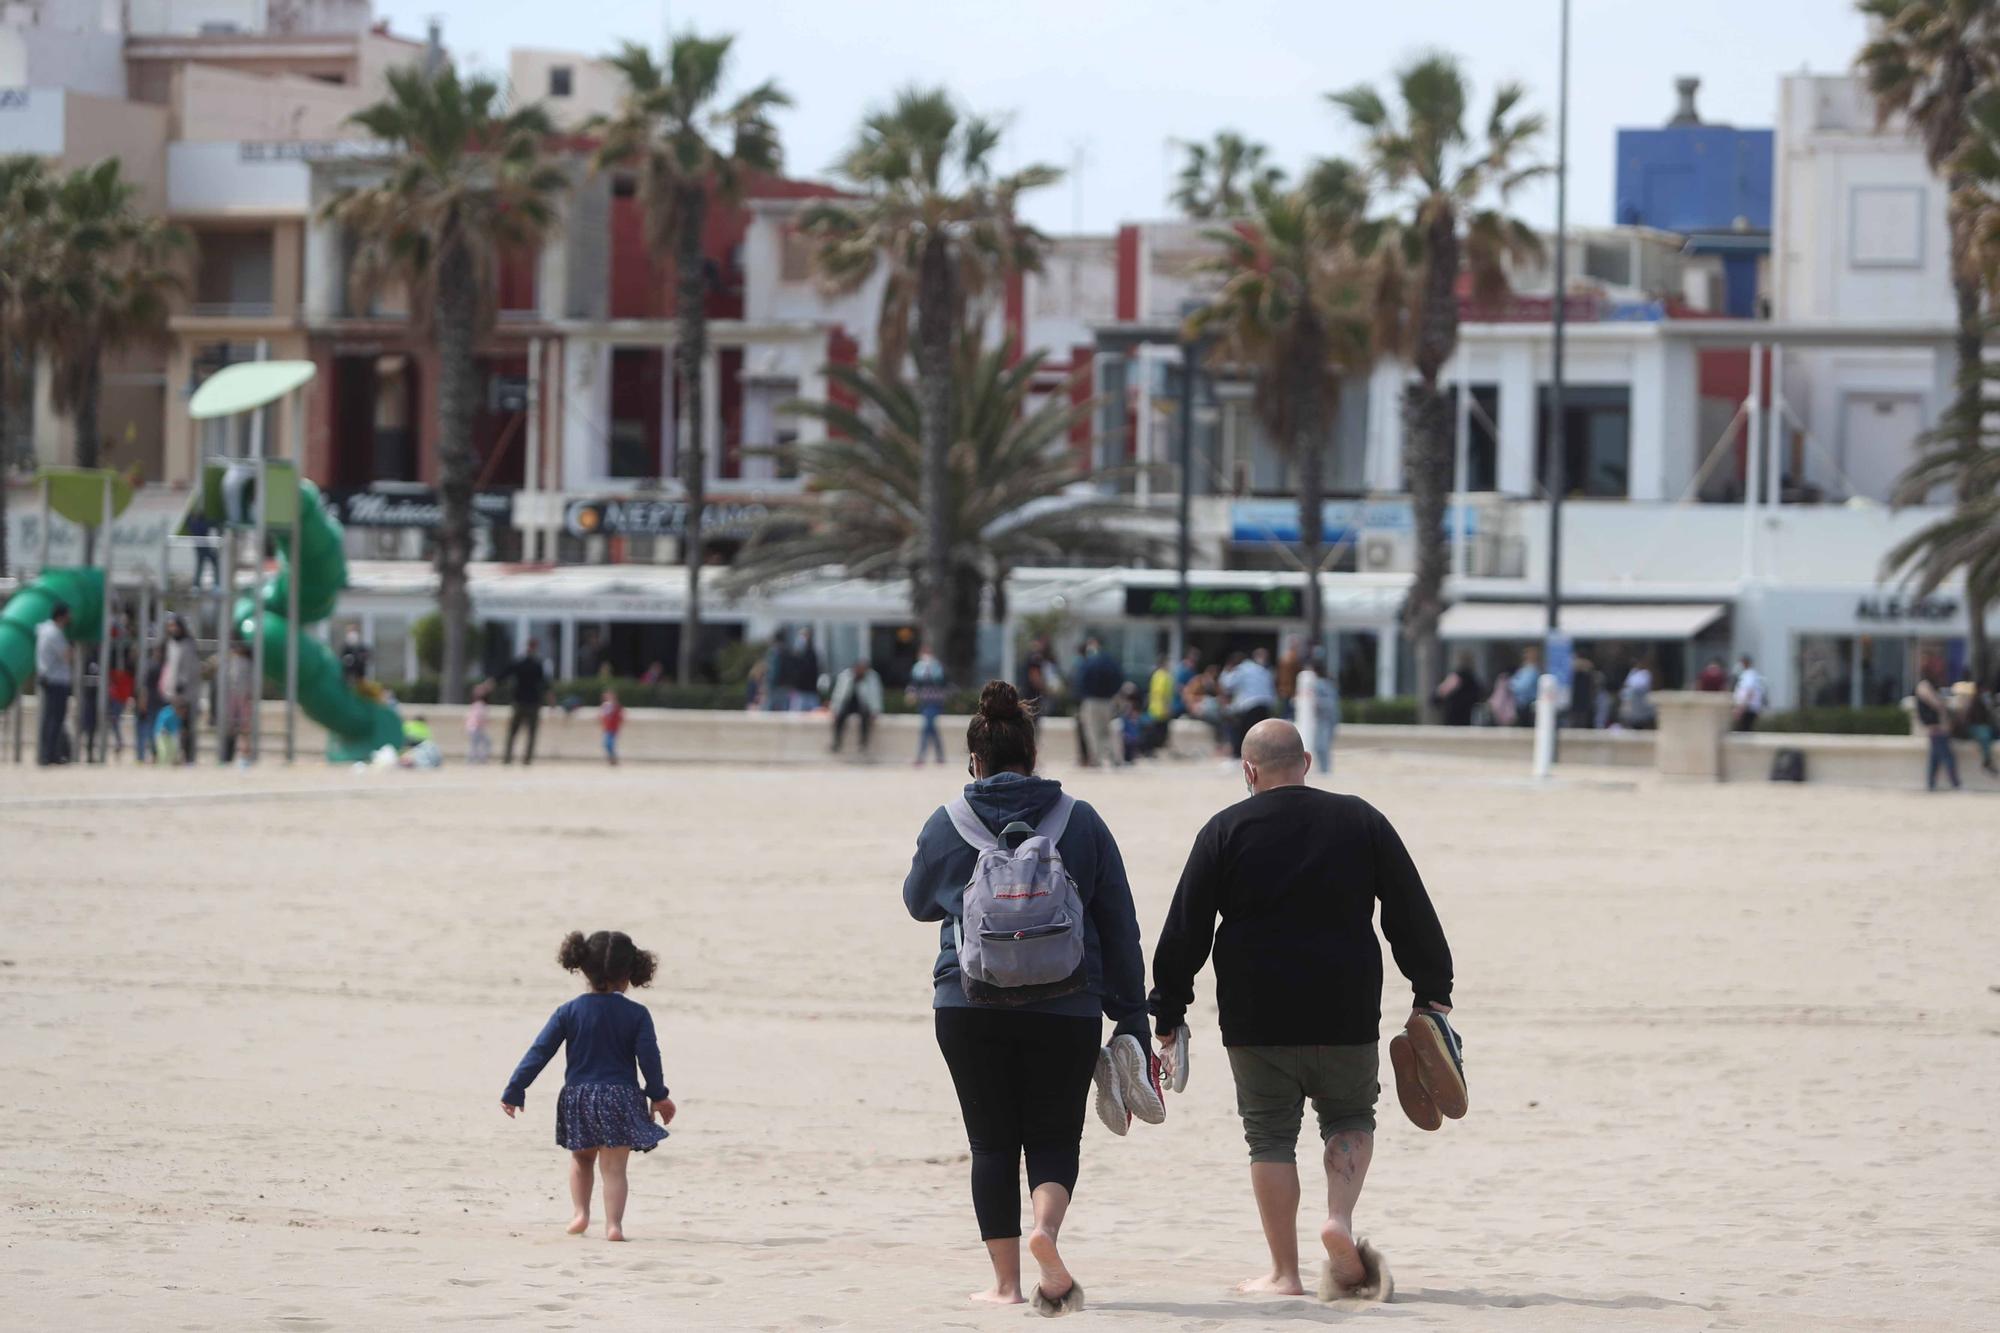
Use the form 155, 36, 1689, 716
77, 352, 103, 564
433, 241, 478, 704
1291, 348, 1329, 657
675, 184, 709, 686
0, 324, 11, 580
1406, 209, 1460, 722
914, 232, 960, 678
1949, 250, 1991, 688
949, 562, 982, 684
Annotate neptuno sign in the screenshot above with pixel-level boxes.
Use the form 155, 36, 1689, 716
563, 498, 770, 539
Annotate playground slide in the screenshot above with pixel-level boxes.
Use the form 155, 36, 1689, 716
230, 478, 406, 763
0, 567, 105, 711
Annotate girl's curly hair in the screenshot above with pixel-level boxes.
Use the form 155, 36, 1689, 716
557, 930, 658, 990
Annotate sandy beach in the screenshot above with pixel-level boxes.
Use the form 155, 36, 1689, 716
2, 749, 1995, 1331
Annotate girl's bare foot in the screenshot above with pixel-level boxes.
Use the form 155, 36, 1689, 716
1027, 1228, 1072, 1302
968, 1287, 1024, 1305
1236, 1271, 1306, 1295
565, 1214, 589, 1236
605, 1223, 626, 1242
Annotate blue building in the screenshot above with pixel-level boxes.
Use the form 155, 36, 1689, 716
1615, 78, 1773, 317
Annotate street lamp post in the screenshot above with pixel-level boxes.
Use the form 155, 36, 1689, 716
1545, 0, 1573, 759
1176, 333, 1199, 664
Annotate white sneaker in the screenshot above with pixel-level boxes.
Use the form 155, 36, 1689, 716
1108, 1033, 1166, 1125
1091, 1045, 1129, 1136
1165, 1024, 1192, 1094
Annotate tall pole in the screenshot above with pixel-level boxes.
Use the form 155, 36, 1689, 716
286, 394, 302, 763
97, 473, 112, 763
1544, 0, 1572, 757
1175, 336, 1197, 663
247, 342, 268, 764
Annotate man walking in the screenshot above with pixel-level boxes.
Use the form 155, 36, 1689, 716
1220, 648, 1279, 757
1077, 637, 1125, 768
1731, 654, 1766, 732
1149, 719, 1457, 1303
503, 637, 549, 766
35, 603, 74, 766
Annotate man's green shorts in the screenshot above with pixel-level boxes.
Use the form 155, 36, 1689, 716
1225, 1044, 1380, 1164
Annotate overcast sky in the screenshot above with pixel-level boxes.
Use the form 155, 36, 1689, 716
380, 0, 1872, 235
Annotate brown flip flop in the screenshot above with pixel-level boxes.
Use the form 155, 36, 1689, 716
1388, 1031, 1442, 1131
1405, 1011, 1468, 1120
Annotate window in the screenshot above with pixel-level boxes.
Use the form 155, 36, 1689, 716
779, 225, 815, 282
1445, 384, 1500, 492
1536, 386, 1631, 498
548, 66, 574, 98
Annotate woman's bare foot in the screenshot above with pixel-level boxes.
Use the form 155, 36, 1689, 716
565, 1214, 590, 1236
968, 1287, 1024, 1305
1320, 1219, 1364, 1290
1236, 1271, 1306, 1296
605, 1223, 626, 1242
1027, 1228, 1073, 1302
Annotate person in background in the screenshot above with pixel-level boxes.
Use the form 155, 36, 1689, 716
339, 625, 371, 685
909, 644, 950, 766
787, 628, 822, 712
1567, 655, 1601, 731
1961, 674, 1997, 776
1618, 658, 1657, 731
503, 637, 550, 766
599, 689, 625, 766
762, 630, 790, 712
1276, 637, 1304, 718
188, 512, 220, 589
1221, 648, 1280, 758
1306, 646, 1340, 775
154, 691, 184, 765
34, 602, 73, 766
78, 652, 99, 763
1184, 664, 1230, 755
1147, 654, 1176, 754
1915, 658, 1961, 792
1731, 654, 1766, 732
222, 641, 255, 764
107, 646, 133, 760
1696, 656, 1729, 692
1069, 640, 1093, 766
1485, 669, 1517, 728
1432, 656, 1482, 728
1508, 647, 1542, 728
135, 645, 164, 764
466, 681, 493, 764
829, 657, 884, 755
163, 613, 203, 765
1020, 637, 1053, 717
1172, 648, 1201, 720
640, 660, 666, 687
1078, 637, 1126, 769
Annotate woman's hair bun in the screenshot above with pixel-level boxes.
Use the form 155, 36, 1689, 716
978, 679, 1026, 722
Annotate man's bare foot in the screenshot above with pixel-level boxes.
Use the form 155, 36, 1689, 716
968, 1287, 1025, 1305
565, 1214, 589, 1236
1027, 1228, 1073, 1301
1236, 1271, 1306, 1296
1320, 1220, 1364, 1290
605, 1223, 626, 1242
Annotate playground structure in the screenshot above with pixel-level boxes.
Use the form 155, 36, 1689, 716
2, 359, 404, 764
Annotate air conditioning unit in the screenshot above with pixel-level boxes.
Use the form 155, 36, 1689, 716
1358, 531, 1413, 573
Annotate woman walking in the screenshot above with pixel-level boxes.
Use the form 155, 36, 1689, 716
902, 681, 1151, 1315
1916, 660, 1961, 792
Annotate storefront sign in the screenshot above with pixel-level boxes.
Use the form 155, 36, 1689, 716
1855, 595, 1958, 624
1230, 499, 1479, 546
240, 140, 394, 162
328, 488, 515, 529
563, 498, 770, 540
1124, 586, 1302, 620
5, 490, 183, 579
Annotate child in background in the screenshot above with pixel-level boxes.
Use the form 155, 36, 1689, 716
466, 682, 492, 764
107, 656, 133, 759
154, 695, 183, 766
599, 689, 624, 766
502, 931, 674, 1242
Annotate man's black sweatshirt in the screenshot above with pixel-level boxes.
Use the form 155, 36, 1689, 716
1148, 786, 1453, 1047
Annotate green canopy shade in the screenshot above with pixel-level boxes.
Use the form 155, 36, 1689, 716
35, 467, 134, 527
188, 360, 317, 420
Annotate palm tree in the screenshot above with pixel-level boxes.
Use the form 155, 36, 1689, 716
1171, 131, 1285, 219
1882, 377, 2000, 622
1331, 54, 1545, 720
326, 64, 566, 703
729, 342, 1165, 671
1859, 1, 2000, 685
39, 161, 186, 476
1189, 166, 1380, 651
0, 154, 54, 578
801, 88, 1061, 681
592, 34, 789, 685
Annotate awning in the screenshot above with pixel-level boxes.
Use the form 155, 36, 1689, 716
1440, 602, 1728, 641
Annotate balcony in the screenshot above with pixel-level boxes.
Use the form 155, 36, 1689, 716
167, 141, 313, 217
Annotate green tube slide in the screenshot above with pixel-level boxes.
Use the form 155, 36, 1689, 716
230, 478, 405, 763
0, 567, 105, 711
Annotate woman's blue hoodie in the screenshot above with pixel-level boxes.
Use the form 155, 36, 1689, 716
902, 771, 1149, 1039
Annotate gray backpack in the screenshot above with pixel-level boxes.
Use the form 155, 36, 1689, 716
944, 794, 1089, 1006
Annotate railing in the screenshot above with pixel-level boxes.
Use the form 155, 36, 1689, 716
187, 301, 277, 319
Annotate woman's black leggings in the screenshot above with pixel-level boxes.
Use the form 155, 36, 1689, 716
934, 1008, 1101, 1241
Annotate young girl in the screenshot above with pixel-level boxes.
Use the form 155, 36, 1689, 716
599, 690, 625, 766
466, 682, 492, 764
502, 931, 675, 1240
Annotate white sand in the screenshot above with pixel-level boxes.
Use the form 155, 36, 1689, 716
1, 750, 1995, 1332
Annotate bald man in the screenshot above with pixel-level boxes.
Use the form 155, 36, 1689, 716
1148, 719, 1456, 1304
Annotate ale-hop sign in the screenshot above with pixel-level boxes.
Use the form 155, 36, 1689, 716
1854, 595, 1959, 623
563, 498, 771, 540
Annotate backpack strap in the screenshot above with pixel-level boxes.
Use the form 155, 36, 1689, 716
943, 796, 1000, 853
1035, 794, 1077, 846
